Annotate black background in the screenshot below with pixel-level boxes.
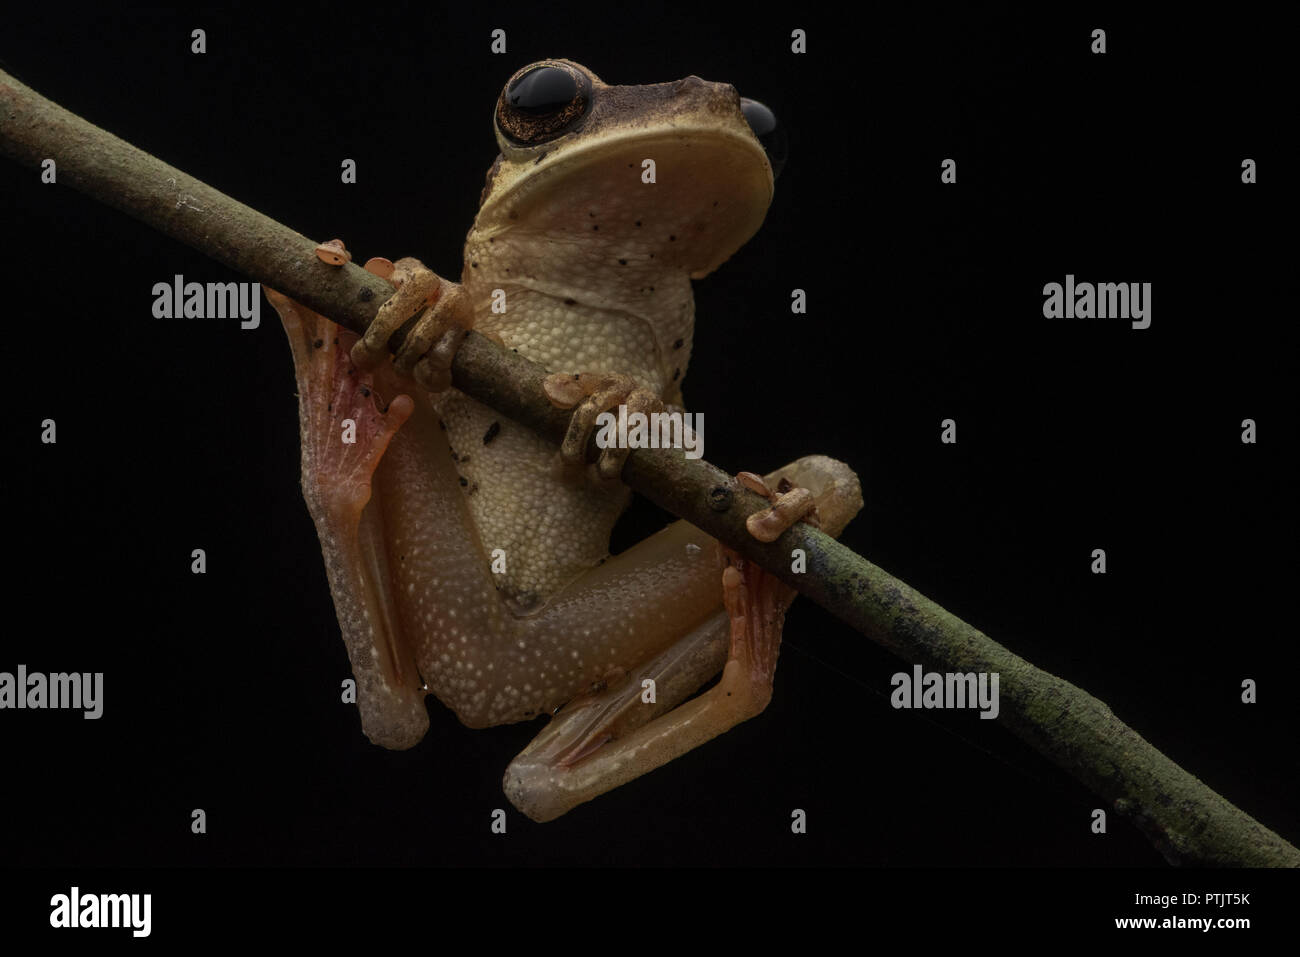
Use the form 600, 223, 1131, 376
1, 0, 1294, 897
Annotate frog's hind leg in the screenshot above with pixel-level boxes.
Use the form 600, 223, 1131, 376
503, 456, 859, 822
267, 287, 430, 749
503, 551, 796, 822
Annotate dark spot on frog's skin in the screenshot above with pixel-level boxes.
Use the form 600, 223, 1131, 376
589, 211, 596, 217
488, 237, 495, 243
508, 209, 518, 220
649, 253, 655, 259
618, 259, 627, 265
471, 262, 479, 268
359, 288, 374, 302
459, 477, 468, 487
327, 403, 333, 413
564, 298, 576, 305
312, 338, 324, 349
597, 556, 607, 565
713, 200, 718, 207
649, 286, 655, 292
360, 386, 371, 397
333, 337, 339, 345
400, 554, 405, 562
634, 220, 642, 227
672, 368, 680, 381
669, 235, 676, 241
592, 225, 599, 231
672, 338, 683, 350
468, 483, 479, 495
483, 421, 501, 445
438, 420, 446, 431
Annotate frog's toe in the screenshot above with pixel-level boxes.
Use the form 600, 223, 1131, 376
303, 336, 415, 520
745, 484, 819, 542
314, 238, 352, 265
735, 470, 819, 542
737, 457, 864, 542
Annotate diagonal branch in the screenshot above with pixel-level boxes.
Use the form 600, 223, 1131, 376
2, 67, 1294, 866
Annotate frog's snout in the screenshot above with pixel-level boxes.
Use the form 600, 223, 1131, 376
740, 98, 786, 179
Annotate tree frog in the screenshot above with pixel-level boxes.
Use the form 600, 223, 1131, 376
263, 60, 862, 821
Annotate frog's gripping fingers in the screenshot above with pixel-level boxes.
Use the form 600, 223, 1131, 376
541, 372, 663, 477
351, 257, 437, 370
404, 283, 472, 393
351, 258, 473, 393
595, 390, 661, 479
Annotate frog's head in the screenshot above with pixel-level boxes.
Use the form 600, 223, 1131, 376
473, 59, 780, 280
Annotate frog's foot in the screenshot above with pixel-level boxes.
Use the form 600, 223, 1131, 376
737, 470, 820, 542
349, 255, 474, 393
541, 372, 663, 479
265, 286, 431, 750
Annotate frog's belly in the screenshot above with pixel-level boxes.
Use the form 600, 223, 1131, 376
431, 387, 631, 615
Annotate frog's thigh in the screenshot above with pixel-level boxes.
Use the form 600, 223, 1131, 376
503, 550, 800, 823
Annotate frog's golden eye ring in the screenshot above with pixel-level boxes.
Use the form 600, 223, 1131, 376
496, 61, 592, 146
740, 98, 786, 179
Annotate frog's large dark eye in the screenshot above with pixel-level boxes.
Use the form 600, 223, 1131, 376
740, 98, 787, 179
497, 62, 592, 146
